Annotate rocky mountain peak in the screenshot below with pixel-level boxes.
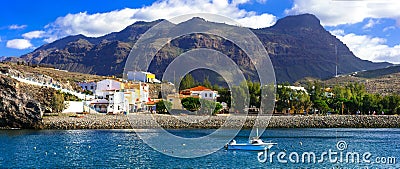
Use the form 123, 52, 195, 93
272, 13, 323, 31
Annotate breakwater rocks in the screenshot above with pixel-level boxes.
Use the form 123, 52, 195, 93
42, 114, 400, 129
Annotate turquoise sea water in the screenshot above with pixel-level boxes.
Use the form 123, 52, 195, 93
0, 128, 399, 168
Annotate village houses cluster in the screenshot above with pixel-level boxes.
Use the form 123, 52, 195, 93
71, 71, 220, 114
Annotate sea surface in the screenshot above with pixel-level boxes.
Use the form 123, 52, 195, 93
0, 128, 399, 168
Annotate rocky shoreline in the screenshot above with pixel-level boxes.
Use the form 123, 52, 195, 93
41, 114, 400, 130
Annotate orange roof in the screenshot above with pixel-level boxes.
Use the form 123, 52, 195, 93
188, 86, 212, 91
180, 86, 214, 95
146, 101, 155, 105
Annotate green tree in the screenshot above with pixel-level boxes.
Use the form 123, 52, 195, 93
156, 100, 172, 114
361, 93, 381, 114
217, 87, 231, 108
275, 83, 292, 113
306, 81, 325, 101
180, 74, 197, 90
313, 99, 330, 115
348, 83, 366, 113
51, 90, 65, 113
293, 90, 312, 114
380, 94, 400, 115
214, 102, 223, 115
247, 81, 261, 108
199, 99, 223, 115
230, 81, 248, 112
181, 97, 201, 112
203, 76, 212, 89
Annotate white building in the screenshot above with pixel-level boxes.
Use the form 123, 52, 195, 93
78, 81, 97, 93
121, 82, 152, 112
139, 82, 150, 102
277, 85, 308, 94
108, 91, 126, 113
127, 71, 160, 83
78, 79, 151, 114
96, 79, 121, 91
180, 86, 219, 100
88, 79, 131, 114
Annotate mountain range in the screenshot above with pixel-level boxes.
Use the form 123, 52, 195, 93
5, 14, 392, 83
0, 56, 7, 62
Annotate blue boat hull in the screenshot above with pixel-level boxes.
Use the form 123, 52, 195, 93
226, 144, 269, 151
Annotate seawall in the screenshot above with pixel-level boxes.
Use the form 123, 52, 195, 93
42, 114, 400, 129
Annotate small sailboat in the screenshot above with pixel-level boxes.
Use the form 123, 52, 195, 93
225, 129, 277, 151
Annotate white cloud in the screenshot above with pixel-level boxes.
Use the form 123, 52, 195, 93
331, 29, 400, 63
9, 24, 27, 30
256, 0, 267, 4
232, 0, 251, 5
6, 39, 33, 50
22, 31, 46, 39
363, 19, 379, 29
286, 0, 400, 26
45, 8, 139, 38
39, 0, 276, 41
383, 26, 396, 32
237, 13, 276, 29
43, 36, 59, 43
330, 29, 345, 36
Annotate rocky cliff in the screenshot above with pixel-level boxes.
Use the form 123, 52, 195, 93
0, 74, 57, 129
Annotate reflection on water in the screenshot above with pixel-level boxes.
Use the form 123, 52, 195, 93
0, 128, 399, 168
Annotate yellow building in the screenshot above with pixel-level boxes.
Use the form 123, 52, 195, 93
127, 71, 158, 83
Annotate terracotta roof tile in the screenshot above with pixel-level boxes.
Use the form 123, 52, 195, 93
188, 86, 211, 91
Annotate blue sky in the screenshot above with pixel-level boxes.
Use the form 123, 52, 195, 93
1, 0, 400, 63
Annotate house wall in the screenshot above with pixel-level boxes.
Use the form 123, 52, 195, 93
200, 91, 217, 100
139, 83, 149, 103
124, 90, 136, 113
146, 73, 155, 83
191, 90, 218, 100
124, 89, 136, 105
62, 101, 84, 113
95, 90, 113, 100
127, 71, 156, 83
127, 71, 146, 82
97, 79, 121, 91
167, 94, 183, 110
78, 82, 97, 93
107, 92, 126, 113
